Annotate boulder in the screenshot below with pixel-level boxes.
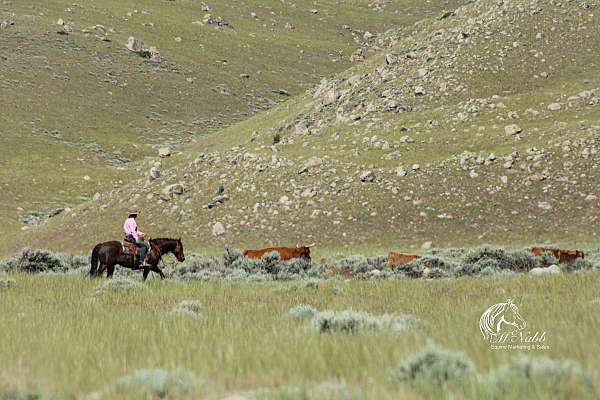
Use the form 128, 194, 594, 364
149, 167, 161, 180
529, 265, 561, 276
212, 222, 226, 236
299, 156, 323, 174
396, 166, 407, 177
126, 36, 146, 53
504, 124, 522, 135
360, 171, 375, 182
322, 90, 339, 106
158, 147, 171, 157
547, 103, 562, 111
385, 54, 398, 65
163, 183, 185, 197
0, 19, 14, 29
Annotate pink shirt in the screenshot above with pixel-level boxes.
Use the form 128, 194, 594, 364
124, 217, 139, 241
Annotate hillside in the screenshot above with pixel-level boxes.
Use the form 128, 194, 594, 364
5, 0, 600, 256
1, 0, 465, 254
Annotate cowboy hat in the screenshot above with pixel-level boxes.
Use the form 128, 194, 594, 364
129, 208, 139, 215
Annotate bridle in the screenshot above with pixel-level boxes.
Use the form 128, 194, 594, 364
152, 240, 180, 270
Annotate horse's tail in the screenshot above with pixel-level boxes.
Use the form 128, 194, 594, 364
90, 244, 100, 277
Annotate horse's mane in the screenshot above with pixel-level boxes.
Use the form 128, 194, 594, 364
150, 237, 179, 242
480, 301, 509, 338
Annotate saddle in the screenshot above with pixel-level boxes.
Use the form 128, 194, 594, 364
122, 239, 141, 256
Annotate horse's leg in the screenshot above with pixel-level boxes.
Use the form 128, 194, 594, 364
151, 265, 166, 280
143, 267, 150, 281
107, 264, 115, 279
97, 263, 107, 277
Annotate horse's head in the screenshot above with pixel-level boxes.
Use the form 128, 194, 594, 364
174, 238, 185, 262
503, 299, 526, 331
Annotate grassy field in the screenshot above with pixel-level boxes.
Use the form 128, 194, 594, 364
1, 272, 599, 399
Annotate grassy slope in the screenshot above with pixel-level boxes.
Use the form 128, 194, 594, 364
0, 274, 599, 398
5, 0, 600, 256
1, 0, 463, 253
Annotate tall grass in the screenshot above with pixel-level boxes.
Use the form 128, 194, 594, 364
0, 274, 598, 399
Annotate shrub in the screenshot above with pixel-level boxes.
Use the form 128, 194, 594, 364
426, 267, 452, 279
92, 278, 146, 297
322, 255, 370, 274
0, 248, 85, 274
280, 258, 312, 275
170, 300, 204, 320
0, 278, 16, 288
509, 250, 540, 272
485, 355, 596, 399
402, 256, 455, 278
223, 246, 243, 267
312, 310, 422, 334
262, 252, 282, 275
390, 343, 475, 387
563, 258, 594, 273
272, 133, 281, 144
460, 246, 539, 275
115, 368, 199, 398
287, 304, 317, 319
463, 246, 512, 266
231, 256, 264, 273
0, 390, 45, 399
538, 251, 559, 267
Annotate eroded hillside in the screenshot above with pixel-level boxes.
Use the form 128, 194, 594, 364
6, 0, 600, 255
1, 0, 464, 252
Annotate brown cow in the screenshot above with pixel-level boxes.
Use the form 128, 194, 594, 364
243, 244, 314, 262
530, 247, 584, 263
388, 251, 421, 267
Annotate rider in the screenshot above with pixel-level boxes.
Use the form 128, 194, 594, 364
124, 208, 149, 266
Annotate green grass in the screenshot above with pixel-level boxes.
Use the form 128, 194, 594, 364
0, 273, 599, 399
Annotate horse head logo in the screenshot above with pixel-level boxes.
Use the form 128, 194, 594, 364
479, 299, 526, 341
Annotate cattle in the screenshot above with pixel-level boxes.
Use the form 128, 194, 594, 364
388, 251, 421, 267
529, 247, 584, 263
243, 244, 314, 262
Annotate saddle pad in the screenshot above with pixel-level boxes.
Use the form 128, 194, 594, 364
122, 241, 141, 255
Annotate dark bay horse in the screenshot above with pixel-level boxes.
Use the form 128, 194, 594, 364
90, 238, 185, 280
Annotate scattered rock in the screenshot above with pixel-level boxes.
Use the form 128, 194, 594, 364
360, 171, 375, 183
22, 208, 65, 226
504, 124, 522, 135
547, 103, 562, 111
537, 201, 552, 210
159, 147, 171, 158
201, 14, 231, 27
0, 18, 14, 29
385, 54, 398, 65
529, 264, 561, 276
414, 86, 426, 96
322, 90, 339, 106
212, 222, 226, 236
125, 37, 160, 62
299, 157, 323, 174
163, 183, 185, 198
149, 167, 161, 180
396, 166, 407, 177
